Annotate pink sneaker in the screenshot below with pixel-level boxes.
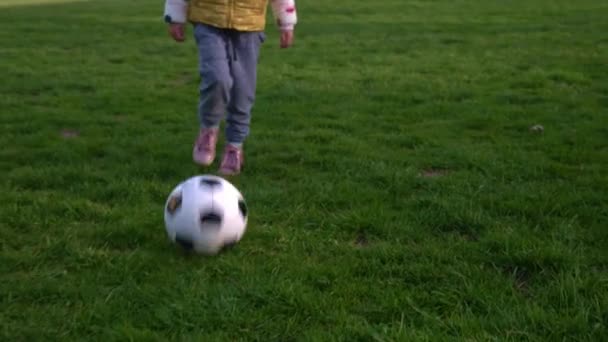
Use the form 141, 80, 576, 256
219, 145, 244, 176
192, 128, 218, 166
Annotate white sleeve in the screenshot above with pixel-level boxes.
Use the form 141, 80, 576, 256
271, 0, 297, 31
164, 0, 188, 24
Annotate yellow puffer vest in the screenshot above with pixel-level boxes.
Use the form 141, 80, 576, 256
188, 0, 268, 32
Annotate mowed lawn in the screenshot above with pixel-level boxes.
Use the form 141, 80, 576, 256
1, 0, 607, 340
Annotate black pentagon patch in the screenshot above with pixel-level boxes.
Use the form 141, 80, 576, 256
238, 199, 248, 219
164, 15, 172, 23
175, 235, 193, 250
200, 212, 222, 228
166, 193, 182, 215
200, 178, 222, 188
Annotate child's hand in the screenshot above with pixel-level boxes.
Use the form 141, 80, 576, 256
168, 23, 185, 42
280, 30, 294, 48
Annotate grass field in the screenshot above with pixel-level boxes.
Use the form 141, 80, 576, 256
1, 0, 607, 340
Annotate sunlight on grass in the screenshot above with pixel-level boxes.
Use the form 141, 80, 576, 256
0, 0, 87, 7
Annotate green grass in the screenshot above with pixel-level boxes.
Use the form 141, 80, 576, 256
1, 0, 607, 340
0, 0, 86, 6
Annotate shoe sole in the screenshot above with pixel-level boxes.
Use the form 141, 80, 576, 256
193, 153, 215, 166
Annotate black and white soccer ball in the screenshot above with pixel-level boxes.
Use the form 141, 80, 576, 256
164, 175, 248, 255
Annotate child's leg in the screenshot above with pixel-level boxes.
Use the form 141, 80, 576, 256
224, 31, 265, 146
194, 24, 232, 129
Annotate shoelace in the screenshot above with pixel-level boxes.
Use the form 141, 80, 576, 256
197, 132, 213, 150
224, 149, 239, 168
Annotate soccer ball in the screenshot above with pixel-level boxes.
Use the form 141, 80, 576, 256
164, 175, 248, 255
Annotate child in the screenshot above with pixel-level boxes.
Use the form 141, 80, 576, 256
164, 0, 298, 175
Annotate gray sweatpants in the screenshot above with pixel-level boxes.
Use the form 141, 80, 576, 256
193, 23, 265, 145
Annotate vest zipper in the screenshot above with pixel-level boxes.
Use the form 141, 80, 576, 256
227, 0, 234, 28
